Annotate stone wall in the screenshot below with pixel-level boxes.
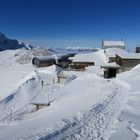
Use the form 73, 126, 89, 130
116, 54, 140, 72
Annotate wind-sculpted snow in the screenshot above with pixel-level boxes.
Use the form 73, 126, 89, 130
0, 76, 40, 123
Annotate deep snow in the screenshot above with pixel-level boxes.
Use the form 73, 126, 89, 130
0, 48, 140, 140
110, 65, 140, 140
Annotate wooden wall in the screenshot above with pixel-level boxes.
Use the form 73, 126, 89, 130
70, 62, 94, 69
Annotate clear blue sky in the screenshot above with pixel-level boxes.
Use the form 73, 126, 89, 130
1, 0, 140, 49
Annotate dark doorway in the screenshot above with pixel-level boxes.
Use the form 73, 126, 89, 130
108, 68, 117, 78
104, 68, 117, 78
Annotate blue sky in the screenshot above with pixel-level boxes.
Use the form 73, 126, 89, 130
0, 0, 140, 49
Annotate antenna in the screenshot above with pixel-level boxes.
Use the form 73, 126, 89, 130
102, 39, 104, 49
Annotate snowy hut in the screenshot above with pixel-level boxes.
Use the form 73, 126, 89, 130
101, 62, 120, 78
70, 53, 94, 69
102, 40, 125, 49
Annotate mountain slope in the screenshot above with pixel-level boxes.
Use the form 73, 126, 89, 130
0, 32, 33, 51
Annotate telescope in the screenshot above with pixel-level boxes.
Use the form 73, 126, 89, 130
32, 54, 75, 68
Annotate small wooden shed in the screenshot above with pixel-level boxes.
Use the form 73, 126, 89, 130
70, 53, 95, 70
101, 63, 120, 78
31, 102, 50, 111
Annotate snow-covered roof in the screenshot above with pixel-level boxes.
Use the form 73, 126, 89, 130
105, 48, 128, 58
105, 48, 140, 60
117, 52, 140, 59
103, 41, 125, 47
72, 50, 107, 66
101, 62, 121, 68
73, 53, 94, 63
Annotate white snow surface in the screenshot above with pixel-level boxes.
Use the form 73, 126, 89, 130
105, 47, 140, 59
0, 50, 35, 100
0, 49, 52, 100
105, 47, 128, 58
0, 48, 140, 140
73, 49, 107, 65
0, 72, 127, 140
110, 64, 140, 140
116, 52, 140, 59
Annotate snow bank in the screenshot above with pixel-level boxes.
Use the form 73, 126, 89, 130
110, 65, 140, 140
34, 65, 58, 84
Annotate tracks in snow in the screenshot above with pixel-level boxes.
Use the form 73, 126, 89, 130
40, 81, 126, 140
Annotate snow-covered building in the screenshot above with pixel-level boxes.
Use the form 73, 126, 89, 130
116, 53, 140, 71
103, 48, 140, 72
101, 62, 121, 78
70, 50, 108, 70
104, 48, 128, 63
102, 40, 125, 49
70, 53, 94, 69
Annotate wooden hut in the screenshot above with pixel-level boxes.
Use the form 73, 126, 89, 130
70, 53, 95, 70
31, 102, 50, 111
101, 63, 120, 78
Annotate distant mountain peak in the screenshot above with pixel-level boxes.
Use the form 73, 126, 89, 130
0, 32, 6, 45
19, 42, 33, 50
0, 32, 34, 51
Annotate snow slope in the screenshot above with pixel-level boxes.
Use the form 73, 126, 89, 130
0, 74, 39, 123
0, 65, 58, 124
110, 64, 140, 140
0, 49, 35, 100
0, 32, 35, 51
0, 48, 52, 100
73, 49, 107, 65
0, 72, 128, 140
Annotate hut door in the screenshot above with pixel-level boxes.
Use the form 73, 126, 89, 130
108, 68, 116, 78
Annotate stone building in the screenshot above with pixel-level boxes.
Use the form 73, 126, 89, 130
70, 53, 95, 70
116, 53, 140, 71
